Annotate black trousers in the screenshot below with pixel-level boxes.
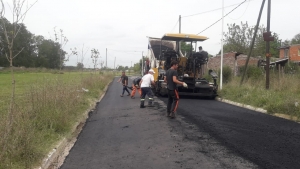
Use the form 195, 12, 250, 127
122, 85, 130, 95
167, 89, 179, 113
141, 87, 153, 100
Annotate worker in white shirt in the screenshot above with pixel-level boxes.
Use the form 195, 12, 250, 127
139, 69, 156, 108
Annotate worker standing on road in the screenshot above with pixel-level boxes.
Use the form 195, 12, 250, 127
139, 69, 156, 108
130, 77, 142, 99
117, 71, 130, 97
164, 61, 187, 118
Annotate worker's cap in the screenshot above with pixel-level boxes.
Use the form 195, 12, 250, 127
148, 69, 155, 74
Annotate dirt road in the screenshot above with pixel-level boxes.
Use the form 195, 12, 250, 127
60, 77, 300, 169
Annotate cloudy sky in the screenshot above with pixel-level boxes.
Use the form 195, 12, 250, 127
4, 0, 300, 68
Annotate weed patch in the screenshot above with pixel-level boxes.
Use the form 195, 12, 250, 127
0, 71, 114, 169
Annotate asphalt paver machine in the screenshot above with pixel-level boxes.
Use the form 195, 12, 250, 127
152, 33, 218, 98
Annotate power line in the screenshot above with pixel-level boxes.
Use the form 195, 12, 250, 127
170, 19, 179, 32
227, 0, 250, 20
182, 0, 254, 18
108, 49, 143, 53
197, 0, 248, 35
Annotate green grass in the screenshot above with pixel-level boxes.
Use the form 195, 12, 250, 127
218, 73, 300, 120
0, 69, 115, 169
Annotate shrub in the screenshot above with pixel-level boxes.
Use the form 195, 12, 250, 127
220, 66, 232, 83
239, 65, 263, 80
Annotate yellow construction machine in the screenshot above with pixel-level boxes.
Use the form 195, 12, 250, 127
150, 33, 218, 98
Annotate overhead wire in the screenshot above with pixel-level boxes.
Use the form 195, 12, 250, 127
170, 19, 179, 32
182, 0, 255, 18
227, 0, 250, 20
196, 0, 248, 35
108, 49, 143, 53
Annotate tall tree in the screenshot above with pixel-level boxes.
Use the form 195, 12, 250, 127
180, 41, 193, 57
0, 0, 38, 163
91, 48, 100, 71
223, 22, 281, 58
37, 39, 61, 68
53, 27, 68, 71
291, 33, 300, 45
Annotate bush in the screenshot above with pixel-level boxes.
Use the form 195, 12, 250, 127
219, 66, 232, 83
239, 65, 263, 80
284, 62, 300, 74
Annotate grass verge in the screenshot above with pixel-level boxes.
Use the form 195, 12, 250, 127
0, 71, 114, 169
218, 72, 300, 121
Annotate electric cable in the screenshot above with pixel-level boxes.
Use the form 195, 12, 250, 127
182, 0, 255, 18
170, 19, 179, 32
108, 49, 143, 53
227, 0, 250, 20
197, 0, 248, 35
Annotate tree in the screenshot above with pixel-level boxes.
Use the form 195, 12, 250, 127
0, 20, 36, 67
180, 41, 194, 56
0, 0, 38, 163
116, 65, 125, 71
291, 33, 300, 45
223, 22, 281, 58
53, 27, 68, 71
281, 39, 291, 47
99, 60, 104, 69
133, 62, 140, 72
78, 44, 89, 71
36, 39, 61, 68
77, 62, 84, 69
91, 48, 100, 71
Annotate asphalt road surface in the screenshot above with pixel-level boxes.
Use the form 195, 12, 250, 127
60, 77, 300, 169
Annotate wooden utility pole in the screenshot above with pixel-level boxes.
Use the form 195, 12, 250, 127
240, 0, 266, 85
265, 0, 273, 89
106, 48, 107, 68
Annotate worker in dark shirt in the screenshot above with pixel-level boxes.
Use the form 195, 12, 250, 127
164, 61, 187, 118
117, 71, 130, 97
130, 77, 142, 99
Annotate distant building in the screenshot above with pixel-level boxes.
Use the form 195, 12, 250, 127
279, 44, 300, 63
207, 52, 259, 76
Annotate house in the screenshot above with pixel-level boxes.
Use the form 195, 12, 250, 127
207, 52, 260, 76
279, 44, 300, 63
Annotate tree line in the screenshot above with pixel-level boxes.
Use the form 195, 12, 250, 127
0, 17, 72, 68
222, 22, 300, 57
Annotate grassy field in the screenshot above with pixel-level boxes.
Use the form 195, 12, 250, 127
218, 72, 300, 120
0, 70, 116, 169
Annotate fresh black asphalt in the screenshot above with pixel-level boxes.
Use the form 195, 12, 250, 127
60, 77, 300, 169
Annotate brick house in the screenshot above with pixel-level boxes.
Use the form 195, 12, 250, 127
207, 52, 259, 76
279, 44, 300, 62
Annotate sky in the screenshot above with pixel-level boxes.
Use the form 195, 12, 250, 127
3, 0, 300, 68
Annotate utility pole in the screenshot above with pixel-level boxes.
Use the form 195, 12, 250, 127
106, 48, 107, 68
240, 0, 266, 85
114, 57, 116, 70
178, 15, 181, 54
265, 0, 273, 89
179, 15, 181, 33
220, 0, 224, 90
141, 51, 144, 76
